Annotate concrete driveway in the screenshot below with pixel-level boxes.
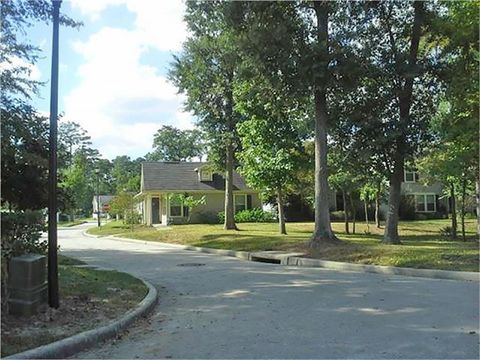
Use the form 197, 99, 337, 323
58, 223, 479, 359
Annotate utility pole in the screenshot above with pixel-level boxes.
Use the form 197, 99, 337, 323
48, 0, 62, 309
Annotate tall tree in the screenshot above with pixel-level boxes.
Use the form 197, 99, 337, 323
149, 125, 204, 161
0, 0, 80, 211
236, 75, 303, 235
234, 1, 366, 245
430, 1, 480, 235
169, 1, 246, 230
354, 1, 440, 244
1, 103, 49, 210
58, 120, 92, 166
111, 155, 142, 193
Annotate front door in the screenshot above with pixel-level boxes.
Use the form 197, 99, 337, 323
151, 197, 160, 224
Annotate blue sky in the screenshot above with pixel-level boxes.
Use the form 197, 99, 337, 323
28, 0, 192, 160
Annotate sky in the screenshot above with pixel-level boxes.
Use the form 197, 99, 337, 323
28, 0, 193, 160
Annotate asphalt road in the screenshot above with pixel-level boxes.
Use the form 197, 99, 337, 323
58, 223, 479, 359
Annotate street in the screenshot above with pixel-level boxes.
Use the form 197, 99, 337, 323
59, 223, 479, 359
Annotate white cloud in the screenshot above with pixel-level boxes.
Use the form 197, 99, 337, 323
70, 0, 187, 50
124, 0, 187, 51
70, 0, 125, 21
0, 56, 42, 81
64, 1, 193, 159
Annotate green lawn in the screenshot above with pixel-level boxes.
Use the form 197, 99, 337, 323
1, 256, 148, 357
58, 220, 88, 227
87, 219, 479, 272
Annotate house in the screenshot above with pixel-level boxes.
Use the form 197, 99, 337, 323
330, 169, 449, 220
92, 195, 114, 219
400, 169, 449, 217
137, 162, 262, 225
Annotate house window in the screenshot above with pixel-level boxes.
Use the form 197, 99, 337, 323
404, 170, 418, 183
169, 197, 183, 217
200, 170, 213, 181
234, 194, 247, 213
415, 194, 436, 212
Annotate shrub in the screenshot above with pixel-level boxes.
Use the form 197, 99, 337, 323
125, 210, 141, 225
399, 195, 416, 220
1, 210, 47, 310
330, 211, 346, 222
217, 208, 276, 224
196, 211, 218, 224
439, 226, 454, 239
1, 210, 47, 261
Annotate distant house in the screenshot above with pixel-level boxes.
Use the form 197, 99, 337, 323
92, 195, 114, 219
330, 169, 449, 220
400, 169, 448, 217
137, 162, 262, 225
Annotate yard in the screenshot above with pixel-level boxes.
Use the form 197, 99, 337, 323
1, 256, 148, 357
87, 219, 479, 272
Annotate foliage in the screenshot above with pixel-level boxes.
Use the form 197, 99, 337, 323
169, 1, 251, 229
398, 195, 416, 221
58, 120, 92, 166
1, 0, 81, 100
109, 192, 139, 226
217, 208, 275, 224
149, 125, 205, 161
110, 155, 143, 193
0, 210, 47, 260
329, 211, 347, 222
236, 77, 303, 195
1, 103, 49, 210
169, 193, 206, 223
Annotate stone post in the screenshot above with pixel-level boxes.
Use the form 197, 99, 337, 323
8, 254, 48, 316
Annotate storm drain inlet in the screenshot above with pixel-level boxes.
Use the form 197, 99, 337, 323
177, 263, 206, 267
250, 256, 281, 264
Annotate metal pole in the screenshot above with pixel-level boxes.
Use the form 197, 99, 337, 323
48, 0, 62, 309
97, 171, 101, 227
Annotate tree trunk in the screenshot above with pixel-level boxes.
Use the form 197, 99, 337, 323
383, 1, 423, 244
224, 141, 237, 230
349, 193, 356, 234
476, 179, 480, 236
277, 188, 287, 235
450, 181, 457, 239
364, 199, 370, 233
383, 154, 403, 244
375, 187, 381, 228
309, 2, 338, 247
342, 189, 349, 234
223, 68, 237, 231
461, 175, 466, 241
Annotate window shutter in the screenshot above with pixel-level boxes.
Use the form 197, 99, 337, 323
183, 206, 189, 217
247, 195, 252, 209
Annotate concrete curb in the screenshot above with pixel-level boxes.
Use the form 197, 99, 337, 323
7, 278, 158, 359
285, 257, 479, 281
82, 230, 479, 282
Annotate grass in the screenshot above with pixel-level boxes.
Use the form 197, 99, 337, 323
58, 220, 88, 227
1, 256, 148, 357
88, 219, 479, 272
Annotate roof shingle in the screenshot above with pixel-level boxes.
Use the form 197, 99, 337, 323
141, 162, 253, 192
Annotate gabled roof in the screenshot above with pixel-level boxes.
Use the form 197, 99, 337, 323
141, 162, 253, 192
92, 195, 114, 204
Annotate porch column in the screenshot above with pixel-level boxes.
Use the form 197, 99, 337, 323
146, 195, 152, 226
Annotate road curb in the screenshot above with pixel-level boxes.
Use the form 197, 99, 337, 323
83, 230, 479, 282
7, 278, 158, 359
285, 256, 479, 281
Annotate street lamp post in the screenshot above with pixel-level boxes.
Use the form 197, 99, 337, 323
95, 169, 100, 227
47, 0, 62, 309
